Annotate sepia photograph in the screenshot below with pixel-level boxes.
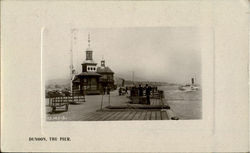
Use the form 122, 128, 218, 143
1, 0, 249, 152
44, 27, 202, 121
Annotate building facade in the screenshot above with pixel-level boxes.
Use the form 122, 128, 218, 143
72, 34, 114, 95
97, 59, 115, 92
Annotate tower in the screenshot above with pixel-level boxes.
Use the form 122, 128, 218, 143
86, 33, 93, 61
82, 33, 97, 72
70, 28, 78, 92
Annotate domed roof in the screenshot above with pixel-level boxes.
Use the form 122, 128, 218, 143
97, 66, 114, 74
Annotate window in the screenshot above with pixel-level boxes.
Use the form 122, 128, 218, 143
87, 52, 92, 60
91, 67, 93, 70
88, 67, 90, 70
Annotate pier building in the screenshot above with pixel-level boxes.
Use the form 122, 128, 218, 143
72, 34, 114, 95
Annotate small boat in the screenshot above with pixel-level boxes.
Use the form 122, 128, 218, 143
178, 84, 199, 91
179, 78, 199, 92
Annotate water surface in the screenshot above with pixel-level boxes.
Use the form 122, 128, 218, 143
159, 85, 202, 119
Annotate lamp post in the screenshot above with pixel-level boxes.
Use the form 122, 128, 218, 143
107, 78, 111, 106
100, 92, 104, 111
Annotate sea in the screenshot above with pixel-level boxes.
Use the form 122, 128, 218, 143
158, 84, 202, 120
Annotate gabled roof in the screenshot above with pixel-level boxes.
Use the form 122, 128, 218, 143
97, 66, 114, 74
72, 75, 80, 83
72, 72, 101, 83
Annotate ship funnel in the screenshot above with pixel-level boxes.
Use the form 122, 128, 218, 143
191, 78, 195, 85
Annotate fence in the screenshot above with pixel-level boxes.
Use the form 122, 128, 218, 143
48, 95, 85, 113
129, 89, 165, 106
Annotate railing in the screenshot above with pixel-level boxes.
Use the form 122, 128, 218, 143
129, 89, 165, 107
158, 90, 164, 109
48, 94, 85, 113
49, 96, 70, 112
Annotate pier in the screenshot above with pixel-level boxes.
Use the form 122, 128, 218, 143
77, 109, 169, 121
46, 89, 172, 121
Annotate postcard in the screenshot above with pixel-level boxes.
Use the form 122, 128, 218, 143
1, 0, 249, 152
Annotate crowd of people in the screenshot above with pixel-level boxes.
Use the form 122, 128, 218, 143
119, 84, 158, 105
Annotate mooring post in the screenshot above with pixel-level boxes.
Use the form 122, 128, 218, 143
108, 93, 111, 106
159, 90, 163, 109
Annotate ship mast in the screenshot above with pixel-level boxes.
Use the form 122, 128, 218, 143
70, 28, 77, 92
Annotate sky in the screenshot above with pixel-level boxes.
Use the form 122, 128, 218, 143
43, 27, 201, 84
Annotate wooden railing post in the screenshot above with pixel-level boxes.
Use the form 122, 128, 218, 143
159, 90, 164, 109
108, 93, 111, 106
100, 94, 104, 110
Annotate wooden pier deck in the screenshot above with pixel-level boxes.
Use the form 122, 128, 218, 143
74, 96, 170, 121
46, 91, 171, 121
76, 109, 169, 121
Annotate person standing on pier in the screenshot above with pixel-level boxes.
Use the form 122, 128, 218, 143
103, 86, 106, 95
138, 84, 143, 96
107, 85, 110, 95
119, 87, 122, 96
145, 84, 151, 105
125, 86, 128, 94
138, 84, 143, 104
